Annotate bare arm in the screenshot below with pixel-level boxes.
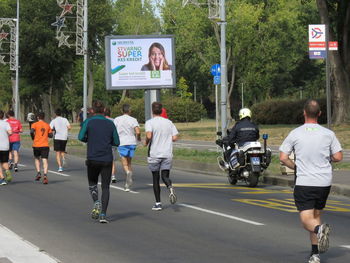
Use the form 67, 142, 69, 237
172, 134, 178, 142
279, 152, 295, 170
135, 126, 141, 141
331, 151, 343, 162
7, 129, 12, 136
144, 131, 152, 146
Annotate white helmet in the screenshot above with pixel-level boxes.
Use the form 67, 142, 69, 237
239, 108, 252, 120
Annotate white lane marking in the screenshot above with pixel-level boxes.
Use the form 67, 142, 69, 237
99, 182, 139, 194
340, 245, 350, 249
0, 224, 60, 263
178, 203, 264, 226
18, 164, 27, 167
48, 170, 71, 177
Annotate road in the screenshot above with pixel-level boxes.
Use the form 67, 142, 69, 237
0, 148, 350, 262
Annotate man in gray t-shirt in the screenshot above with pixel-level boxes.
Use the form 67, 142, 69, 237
280, 99, 342, 262
145, 102, 178, 211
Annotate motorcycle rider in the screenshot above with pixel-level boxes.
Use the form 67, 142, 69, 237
223, 108, 259, 168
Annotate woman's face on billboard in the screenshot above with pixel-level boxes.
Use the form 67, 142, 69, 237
150, 47, 164, 67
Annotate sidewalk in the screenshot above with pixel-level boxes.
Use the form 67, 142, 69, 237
169, 159, 350, 198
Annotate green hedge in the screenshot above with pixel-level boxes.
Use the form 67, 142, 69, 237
251, 98, 327, 124
111, 97, 207, 123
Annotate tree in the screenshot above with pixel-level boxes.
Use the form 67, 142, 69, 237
316, 0, 350, 124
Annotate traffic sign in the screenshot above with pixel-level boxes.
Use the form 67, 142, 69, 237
214, 76, 221, 85
210, 64, 221, 76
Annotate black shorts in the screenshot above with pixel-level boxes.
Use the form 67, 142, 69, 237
0, 151, 9, 163
33, 147, 50, 159
54, 139, 67, 152
294, 185, 331, 211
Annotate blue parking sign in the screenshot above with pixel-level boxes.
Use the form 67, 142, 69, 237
214, 76, 221, 85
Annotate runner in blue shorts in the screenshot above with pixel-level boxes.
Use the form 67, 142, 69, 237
114, 104, 141, 192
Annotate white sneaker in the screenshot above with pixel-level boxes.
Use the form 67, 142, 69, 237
308, 254, 320, 263
111, 175, 117, 183
317, 224, 330, 253
58, 167, 63, 172
169, 187, 177, 204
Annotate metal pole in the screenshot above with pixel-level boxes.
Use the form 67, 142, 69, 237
215, 84, 219, 134
83, 0, 88, 120
325, 24, 331, 129
241, 82, 244, 108
220, 0, 227, 136
15, 0, 19, 119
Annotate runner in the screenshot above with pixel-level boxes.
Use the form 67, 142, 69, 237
78, 101, 120, 223
144, 102, 179, 211
0, 110, 12, 185
104, 108, 118, 183
30, 112, 53, 184
50, 109, 71, 172
6, 110, 22, 172
114, 104, 141, 191
279, 99, 343, 263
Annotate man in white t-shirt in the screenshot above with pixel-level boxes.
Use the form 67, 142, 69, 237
0, 110, 13, 185
280, 99, 342, 263
114, 104, 141, 191
50, 109, 71, 172
144, 102, 179, 211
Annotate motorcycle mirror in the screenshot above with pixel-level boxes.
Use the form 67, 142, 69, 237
262, 134, 268, 140
217, 131, 222, 136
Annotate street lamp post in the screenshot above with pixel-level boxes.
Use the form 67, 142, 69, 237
83, 0, 88, 120
220, 0, 227, 136
14, 0, 19, 119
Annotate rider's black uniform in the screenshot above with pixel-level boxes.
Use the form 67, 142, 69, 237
227, 117, 259, 147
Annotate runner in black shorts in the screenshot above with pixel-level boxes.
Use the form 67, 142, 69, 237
280, 100, 342, 263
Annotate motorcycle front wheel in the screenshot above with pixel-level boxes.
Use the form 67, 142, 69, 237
228, 170, 238, 185
247, 172, 259, 187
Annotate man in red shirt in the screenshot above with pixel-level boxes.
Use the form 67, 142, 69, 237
6, 110, 22, 172
30, 112, 53, 184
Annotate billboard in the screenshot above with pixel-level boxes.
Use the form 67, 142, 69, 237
105, 35, 176, 90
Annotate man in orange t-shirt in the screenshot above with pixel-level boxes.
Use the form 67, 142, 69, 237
30, 112, 53, 184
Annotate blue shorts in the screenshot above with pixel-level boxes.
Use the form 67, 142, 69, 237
10, 141, 21, 151
118, 145, 136, 158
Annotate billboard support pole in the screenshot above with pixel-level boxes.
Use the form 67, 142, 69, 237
145, 89, 160, 121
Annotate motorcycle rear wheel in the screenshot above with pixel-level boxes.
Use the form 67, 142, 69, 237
247, 172, 259, 187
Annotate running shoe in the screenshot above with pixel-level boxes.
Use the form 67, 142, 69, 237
308, 254, 320, 263
124, 185, 130, 192
14, 164, 18, 172
8, 161, 13, 170
58, 167, 63, 172
169, 187, 177, 204
91, 200, 101, 220
126, 171, 133, 188
35, 172, 41, 181
0, 179, 7, 185
5, 170, 12, 182
111, 175, 117, 183
42, 176, 48, 184
99, 214, 109, 224
317, 223, 330, 253
152, 203, 162, 211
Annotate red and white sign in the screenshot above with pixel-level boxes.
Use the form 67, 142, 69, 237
309, 24, 326, 51
329, 41, 338, 51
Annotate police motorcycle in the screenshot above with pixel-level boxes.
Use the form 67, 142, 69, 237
215, 131, 272, 187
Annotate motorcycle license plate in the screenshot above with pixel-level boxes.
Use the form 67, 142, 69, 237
251, 157, 260, 165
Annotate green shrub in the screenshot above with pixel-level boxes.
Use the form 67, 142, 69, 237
163, 98, 207, 122
111, 97, 207, 123
111, 98, 145, 123
251, 98, 326, 124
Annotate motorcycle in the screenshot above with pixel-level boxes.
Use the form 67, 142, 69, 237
215, 131, 272, 187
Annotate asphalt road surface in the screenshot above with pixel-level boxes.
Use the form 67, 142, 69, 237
0, 148, 349, 263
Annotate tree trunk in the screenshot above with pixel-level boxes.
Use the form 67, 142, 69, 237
317, 0, 350, 124
87, 56, 94, 107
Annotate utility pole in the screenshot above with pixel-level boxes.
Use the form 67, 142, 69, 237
220, 0, 227, 136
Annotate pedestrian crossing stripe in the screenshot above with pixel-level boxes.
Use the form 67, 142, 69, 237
232, 198, 350, 213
